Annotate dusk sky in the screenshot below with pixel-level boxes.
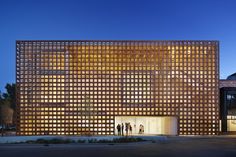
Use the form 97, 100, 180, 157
0, 0, 236, 92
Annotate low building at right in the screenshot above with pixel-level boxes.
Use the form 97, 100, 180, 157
220, 73, 236, 134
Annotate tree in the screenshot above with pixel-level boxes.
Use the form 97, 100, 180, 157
0, 91, 2, 99
2, 83, 16, 110
0, 83, 16, 136
0, 90, 4, 124
1, 101, 14, 125
1, 99, 14, 136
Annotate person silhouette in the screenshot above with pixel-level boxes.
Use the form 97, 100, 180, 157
116, 124, 121, 136
139, 124, 142, 134
129, 125, 132, 135
125, 123, 128, 136
121, 123, 124, 136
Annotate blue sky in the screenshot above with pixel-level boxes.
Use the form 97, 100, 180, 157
0, 0, 236, 92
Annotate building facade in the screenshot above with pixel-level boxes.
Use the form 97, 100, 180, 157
220, 74, 236, 134
16, 40, 219, 135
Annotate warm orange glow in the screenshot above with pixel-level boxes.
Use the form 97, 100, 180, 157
16, 40, 219, 135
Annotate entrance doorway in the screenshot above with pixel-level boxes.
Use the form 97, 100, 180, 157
115, 116, 178, 135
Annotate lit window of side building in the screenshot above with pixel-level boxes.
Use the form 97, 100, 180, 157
16, 40, 219, 135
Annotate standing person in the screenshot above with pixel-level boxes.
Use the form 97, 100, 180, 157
121, 123, 124, 136
125, 123, 128, 136
116, 124, 121, 136
129, 125, 132, 135
142, 125, 144, 134
139, 124, 142, 134
134, 124, 136, 134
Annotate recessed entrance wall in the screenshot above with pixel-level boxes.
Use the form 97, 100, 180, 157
115, 116, 178, 135
227, 120, 236, 131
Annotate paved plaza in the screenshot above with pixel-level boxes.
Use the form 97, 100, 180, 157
1, 136, 236, 157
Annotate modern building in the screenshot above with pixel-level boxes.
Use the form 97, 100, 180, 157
220, 73, 236, 134
16, 40, 219, 136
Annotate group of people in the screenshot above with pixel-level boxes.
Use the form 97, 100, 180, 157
116, 123, 144, 136
116, 123, 131, 136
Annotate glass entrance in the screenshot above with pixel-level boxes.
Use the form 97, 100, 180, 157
115, 116, 178, 135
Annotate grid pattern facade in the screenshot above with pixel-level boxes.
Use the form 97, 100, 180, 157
16, 40, 219, 135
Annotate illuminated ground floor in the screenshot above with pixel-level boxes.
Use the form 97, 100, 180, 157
115, 116, 178, 135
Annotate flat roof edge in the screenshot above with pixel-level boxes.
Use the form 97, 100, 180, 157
16, 40, 220, 42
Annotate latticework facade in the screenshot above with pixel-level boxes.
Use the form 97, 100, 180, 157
16, 40, 219, 135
